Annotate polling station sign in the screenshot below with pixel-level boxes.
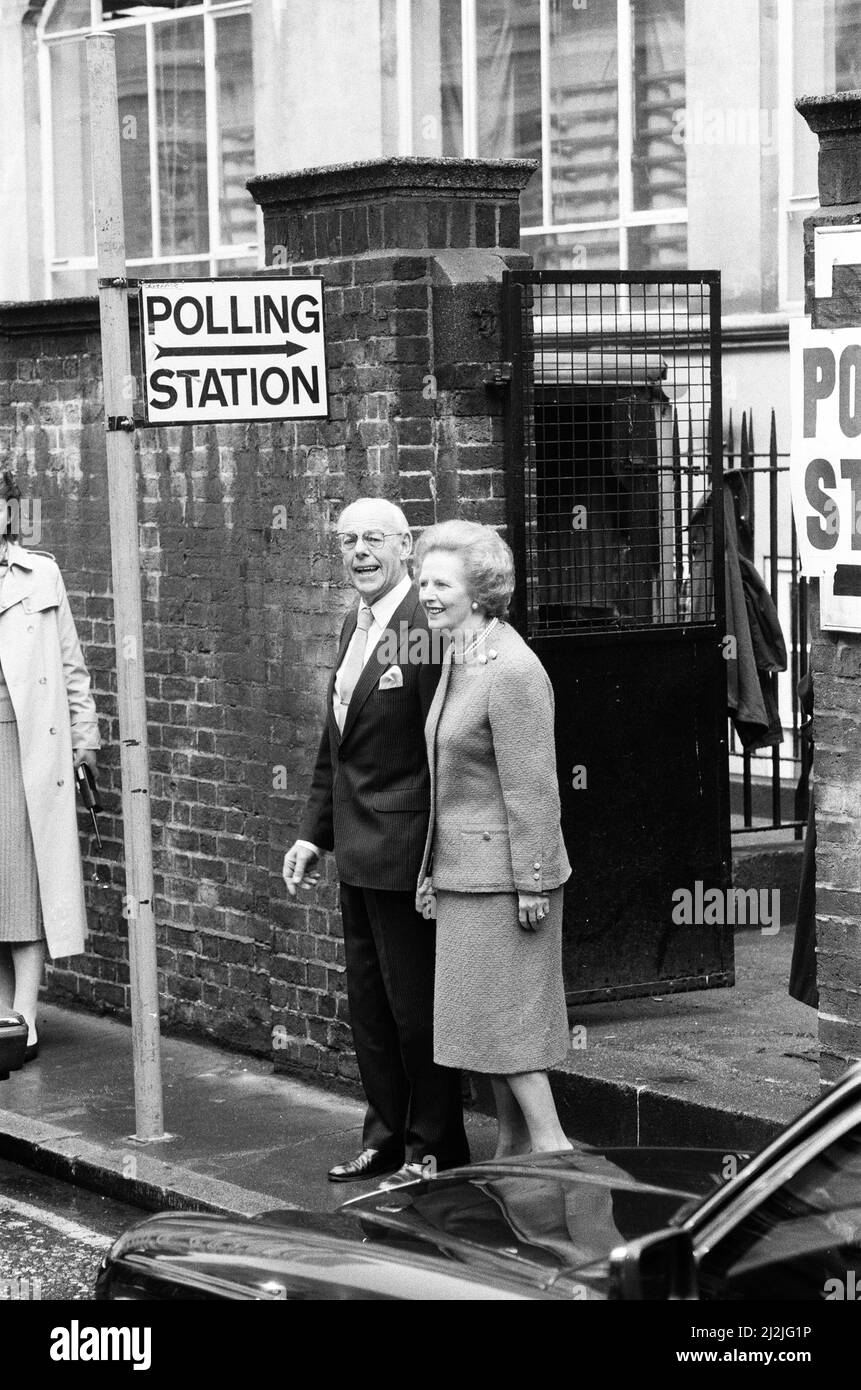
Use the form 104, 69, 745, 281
789, 318, 861, 572
138, 277, 328, 425
790, 317, 861, 629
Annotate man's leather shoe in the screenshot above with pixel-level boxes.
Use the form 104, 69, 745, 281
328, 1148, 403, 1183
377, 1162, 426, 1191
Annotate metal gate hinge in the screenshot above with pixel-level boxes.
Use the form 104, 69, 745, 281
483, 361, 513, 388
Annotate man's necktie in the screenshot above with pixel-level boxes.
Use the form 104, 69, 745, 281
336, 605, 374, 731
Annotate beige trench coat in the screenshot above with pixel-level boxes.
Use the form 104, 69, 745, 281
0, 543, 100, 957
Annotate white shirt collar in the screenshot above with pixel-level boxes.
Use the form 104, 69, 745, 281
363, 571, 412, 631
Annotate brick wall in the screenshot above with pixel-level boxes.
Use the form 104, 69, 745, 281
0, 157, 533, 1082
798, 95, 861, 1080
807, 598, 861, 1080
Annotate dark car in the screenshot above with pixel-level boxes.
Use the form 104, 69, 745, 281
94, 1061, 861, 1301
0, 1012, 27, 1081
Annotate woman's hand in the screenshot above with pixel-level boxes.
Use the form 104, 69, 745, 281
416, 876, 437, 920
73, 749, 97, 774
518, 892, 550, 931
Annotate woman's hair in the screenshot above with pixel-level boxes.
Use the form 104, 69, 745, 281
1, 471, 22, 539
413, 520, 516, 619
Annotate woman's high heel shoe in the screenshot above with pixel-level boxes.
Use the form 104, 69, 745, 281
24, 1040, 38, 1063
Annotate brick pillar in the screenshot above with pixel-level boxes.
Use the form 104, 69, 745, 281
247, 157, 534, 1079
797, 95, 861, 1083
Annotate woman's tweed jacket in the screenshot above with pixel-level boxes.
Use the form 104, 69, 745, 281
419, 620, 571, 895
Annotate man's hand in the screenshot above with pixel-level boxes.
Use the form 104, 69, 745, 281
416, 875, 436, 920
517, 891, 550, 931
283, 842, 321, 897
73, 749, 97, 773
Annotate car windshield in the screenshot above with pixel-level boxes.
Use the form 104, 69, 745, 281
697, 1124, 861, 1299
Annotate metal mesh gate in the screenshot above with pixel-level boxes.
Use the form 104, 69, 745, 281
508, 272, 723, 643
503, 270, 731, 1003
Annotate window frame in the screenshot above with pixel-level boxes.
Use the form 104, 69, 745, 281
457, 0, 689, 269
777, 1, 818, 313
37, 0, 259, 298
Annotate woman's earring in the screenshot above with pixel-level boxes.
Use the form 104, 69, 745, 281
471, 601, 479, 611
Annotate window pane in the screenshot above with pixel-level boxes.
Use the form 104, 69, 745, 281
793, 0, 861, 194
134, 260, 210, 278
835, 0, 861, 86
477, 0, 542, 224
50, 40, 93, 260
793, 0, 833, 196
115, 28, 152, 260
411, 0, 463, 157
627, 221, 687, 270
525, 227, 620, 273
440, 0, 464, 156
698, 1125, 861, 1300
46, 0, 92, 31
155, 17, 208, 258
215, 255, 257, 276
632, 0, 685, 212
216, 14, 256, 247
550, 0, 618, 224
52, 267, 98, 297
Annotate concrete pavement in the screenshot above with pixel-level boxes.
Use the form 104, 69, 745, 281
0, 925, 819, 1220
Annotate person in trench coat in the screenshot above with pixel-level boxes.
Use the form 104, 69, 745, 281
0, 476, 99, 1058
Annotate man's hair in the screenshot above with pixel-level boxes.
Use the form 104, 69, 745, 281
337, 497, 410, 535
414, 520, 515, 619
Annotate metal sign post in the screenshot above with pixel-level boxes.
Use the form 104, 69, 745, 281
86, 33, 165, 1141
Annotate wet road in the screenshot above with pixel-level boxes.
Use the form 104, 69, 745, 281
0, 1159, 145, 1301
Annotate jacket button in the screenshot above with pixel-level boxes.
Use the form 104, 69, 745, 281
482, 831, 491, 841
27, 625, 34, 633
57, 778, 64, 786
489, 649, 498, 659
49, 727, 56, 735
533, 870, 541, 879
533, 861, 541, 869
38, 677, 47, 685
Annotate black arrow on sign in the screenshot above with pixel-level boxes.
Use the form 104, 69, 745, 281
154, 339, 308, 360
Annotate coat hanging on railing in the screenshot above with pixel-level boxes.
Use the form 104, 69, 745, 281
690, 470, 787, 750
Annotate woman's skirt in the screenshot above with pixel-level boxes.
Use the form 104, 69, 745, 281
0, 720, 45, 943
433, 885, 569, 1074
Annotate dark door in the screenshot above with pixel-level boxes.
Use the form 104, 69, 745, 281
504, 271, 732, 1003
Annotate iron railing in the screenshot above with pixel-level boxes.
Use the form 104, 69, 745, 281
723, 409, 810, 837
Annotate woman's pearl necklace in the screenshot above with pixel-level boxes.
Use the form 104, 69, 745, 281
458, 617, 498, 662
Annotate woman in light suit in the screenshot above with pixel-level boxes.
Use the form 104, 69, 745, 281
415, 520, 572, 1156
0, 474, 100, 1059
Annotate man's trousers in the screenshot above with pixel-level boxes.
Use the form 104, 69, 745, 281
339, 883, 469, 1168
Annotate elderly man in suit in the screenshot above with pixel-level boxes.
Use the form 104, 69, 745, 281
282, 498, 469, 1188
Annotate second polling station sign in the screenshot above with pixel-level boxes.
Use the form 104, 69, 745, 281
790, 317, 861, 630
139, 277, 328, 425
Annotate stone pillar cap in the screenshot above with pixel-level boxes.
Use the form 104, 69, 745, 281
796, 90, 861, 135
248, 156, 538, 210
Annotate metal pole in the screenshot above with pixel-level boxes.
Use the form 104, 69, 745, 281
86, 33, 165, 1141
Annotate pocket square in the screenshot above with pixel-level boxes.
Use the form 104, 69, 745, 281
378, 665, 404, 690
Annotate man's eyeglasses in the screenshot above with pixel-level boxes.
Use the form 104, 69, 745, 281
335, 531, 405, 553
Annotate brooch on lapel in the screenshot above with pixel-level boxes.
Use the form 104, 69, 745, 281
377, 665, 404, 690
